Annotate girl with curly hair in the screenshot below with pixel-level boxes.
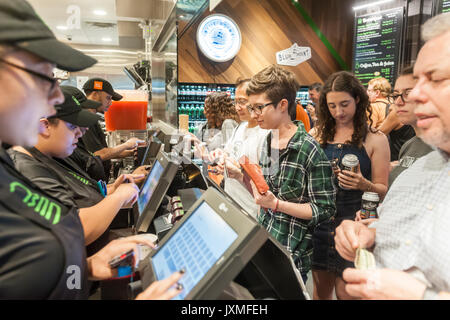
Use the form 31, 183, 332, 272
195, 91, 240, 152
309, 71, 390, 300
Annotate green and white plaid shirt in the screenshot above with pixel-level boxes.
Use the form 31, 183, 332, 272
258, 122, 336, 274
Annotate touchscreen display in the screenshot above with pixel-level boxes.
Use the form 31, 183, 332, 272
151, 201, 238, 300
137, 160, 164, 214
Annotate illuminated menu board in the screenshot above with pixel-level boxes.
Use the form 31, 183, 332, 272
352, 7, 404, 86
437, 0, 450, 13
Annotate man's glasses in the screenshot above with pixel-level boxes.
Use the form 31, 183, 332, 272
246, 101, 278, 115
387, 89, 412, 104
0, 57, 61, 95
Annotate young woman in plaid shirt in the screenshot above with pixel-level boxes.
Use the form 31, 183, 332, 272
227, 65, 337, 284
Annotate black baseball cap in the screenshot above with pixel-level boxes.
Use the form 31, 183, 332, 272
50, 86, 101, 127
83, 78, 123, 101
0, 0, 96, 72
60, 85, 102, 110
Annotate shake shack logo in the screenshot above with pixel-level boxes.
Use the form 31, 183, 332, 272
10, 182, 61, 225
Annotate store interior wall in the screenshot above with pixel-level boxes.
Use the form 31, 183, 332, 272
178, 0, 436, 85
178, 0, 355, 84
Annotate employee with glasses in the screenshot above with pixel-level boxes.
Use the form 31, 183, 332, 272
0, 57, 62, 94
386, 66, 433, 188
0, 0, 182, 299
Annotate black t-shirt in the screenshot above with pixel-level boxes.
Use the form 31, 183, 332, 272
64, 144, 107, 182
9, 149, 104, 209
80, 122, 111, 181
0, 148, 64, 299
389, 125, 416, 161
81, 122, 108, 152
9, 148, 108, 256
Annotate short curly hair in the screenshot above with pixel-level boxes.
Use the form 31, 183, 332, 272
246, 65, 300, 120
204, 91, 239, 128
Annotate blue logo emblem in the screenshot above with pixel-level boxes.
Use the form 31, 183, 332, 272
197, 14, 242, 62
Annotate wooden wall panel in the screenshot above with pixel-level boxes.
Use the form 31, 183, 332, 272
178, 0, 354, 85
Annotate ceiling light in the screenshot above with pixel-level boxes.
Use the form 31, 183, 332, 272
76, 48, 142, 55
93, 10, 107, 16
56, 25, 68, 30
352, 0, 394, 11
102, 37, 112, 42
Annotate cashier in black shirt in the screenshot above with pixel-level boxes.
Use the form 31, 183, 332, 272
0, 0, 183, 299
61, 86, 150, 183
75, 78, 143, 181
9, 85, 142, 256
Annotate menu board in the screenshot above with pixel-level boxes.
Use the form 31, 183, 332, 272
352, 7, 404, 86
437, 0, 450, 13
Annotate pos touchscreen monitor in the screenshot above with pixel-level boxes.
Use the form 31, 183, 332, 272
139, 187, 308, 300
133, 150, 179, 233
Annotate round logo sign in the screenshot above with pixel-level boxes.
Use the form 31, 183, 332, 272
196, 14, 242, 63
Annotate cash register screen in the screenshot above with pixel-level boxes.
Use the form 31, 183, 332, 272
151, 201, 238, 300
137, 160, 164, 214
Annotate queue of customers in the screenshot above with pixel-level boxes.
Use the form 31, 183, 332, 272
0, 0, 449, 300
188, 12, 450, 300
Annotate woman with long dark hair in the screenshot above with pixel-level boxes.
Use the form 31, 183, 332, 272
310, 71, 389, 299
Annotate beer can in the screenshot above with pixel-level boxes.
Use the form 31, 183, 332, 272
361, 192, 380, 219
339, 154, 359, 190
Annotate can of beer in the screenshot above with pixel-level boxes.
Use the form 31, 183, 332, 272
361, 192, 380, 219
339, 154, 359, 189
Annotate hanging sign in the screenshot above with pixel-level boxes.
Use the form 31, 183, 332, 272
276, 43, 311, 66
210, 0, 223, 11
352, 7, 404, 86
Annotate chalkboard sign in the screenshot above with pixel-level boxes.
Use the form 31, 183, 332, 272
437, 0, 450, 13
352, 7, 404, 86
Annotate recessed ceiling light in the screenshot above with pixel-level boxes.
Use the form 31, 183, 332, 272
93, 9, 107, 16
102, 37, 112, 42
56, 25, 68, 30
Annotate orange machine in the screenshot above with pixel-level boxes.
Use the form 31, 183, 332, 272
105, 101, 147, 131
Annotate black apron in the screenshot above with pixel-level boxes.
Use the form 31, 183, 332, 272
0, 147, 89, 299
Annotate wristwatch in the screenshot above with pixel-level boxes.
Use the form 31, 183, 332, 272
422, 287, 439, 300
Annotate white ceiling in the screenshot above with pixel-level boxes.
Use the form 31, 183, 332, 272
27, 0, 176, 74
28, 0, 120, 46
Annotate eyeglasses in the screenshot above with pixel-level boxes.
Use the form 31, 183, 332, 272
0, 57, 61, 96
233, 99, 248, 107
387, 89, 412, 104
246, 101, 278, 115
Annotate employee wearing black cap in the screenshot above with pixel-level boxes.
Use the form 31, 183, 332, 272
9, 86, 143, 257
58, 85, 110, 182
0, 0, 183, 299
63, 85, 150, 183
78, 77, 143, 181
